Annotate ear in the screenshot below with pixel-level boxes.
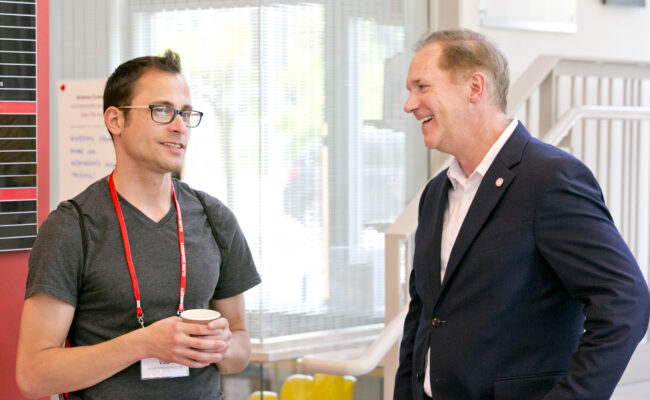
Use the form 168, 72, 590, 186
104, 106, 123, 138
468, 72, 486, 104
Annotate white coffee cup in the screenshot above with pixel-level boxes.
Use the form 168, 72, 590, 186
179, 309, 221, 324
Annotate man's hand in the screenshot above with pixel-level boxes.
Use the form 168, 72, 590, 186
210, 295, 253, 374
142, 316, 233, 368
194, 317, 233, 357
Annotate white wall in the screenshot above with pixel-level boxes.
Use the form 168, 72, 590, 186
457, 0, 650, 86
49, 0, 127, 209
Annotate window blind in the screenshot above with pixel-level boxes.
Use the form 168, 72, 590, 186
56, 0, 429, 341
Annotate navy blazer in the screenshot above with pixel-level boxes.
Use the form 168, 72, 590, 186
394, 123, 650, 400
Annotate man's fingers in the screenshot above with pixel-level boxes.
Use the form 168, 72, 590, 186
181, 321, 226, 336
176, 347, 228, 365
206, 318, 228, 330
188, 336, 230, 352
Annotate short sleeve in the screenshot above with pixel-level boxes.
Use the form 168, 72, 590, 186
25, 201, 85, 307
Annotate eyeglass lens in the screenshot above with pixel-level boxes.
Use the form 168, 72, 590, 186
151, 105, 202, 127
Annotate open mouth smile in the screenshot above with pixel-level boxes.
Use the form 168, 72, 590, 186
420, 115, 433, 124
162, 142, 184, 149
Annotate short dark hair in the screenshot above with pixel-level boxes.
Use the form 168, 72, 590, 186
103, 49, 182, 115
416, 29, 509, 112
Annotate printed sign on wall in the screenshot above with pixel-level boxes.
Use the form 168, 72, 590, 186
58, 80, 114, 202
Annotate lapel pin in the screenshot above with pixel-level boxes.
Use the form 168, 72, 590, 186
495, 177, 504, 187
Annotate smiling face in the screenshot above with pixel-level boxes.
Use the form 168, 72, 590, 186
114, 68, 192, 175
403, 42, 471, 155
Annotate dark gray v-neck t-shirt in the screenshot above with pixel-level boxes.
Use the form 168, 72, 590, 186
26, 177, 260, 399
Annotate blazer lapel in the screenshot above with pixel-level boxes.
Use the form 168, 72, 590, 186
429, 177, 452, 297
438, 124, 531, 293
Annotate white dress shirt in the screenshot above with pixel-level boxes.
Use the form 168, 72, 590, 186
424, 119, 518, 397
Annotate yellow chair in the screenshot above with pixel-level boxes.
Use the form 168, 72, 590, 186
342, 375, 356, 399
280, 374, 314, 400
247, 390, 278, 400
311, 373, 356, 400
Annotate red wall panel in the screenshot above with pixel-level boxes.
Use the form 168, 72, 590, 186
0, 1, 49, 398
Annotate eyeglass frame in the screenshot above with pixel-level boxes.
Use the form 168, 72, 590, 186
117, 104, 204, 128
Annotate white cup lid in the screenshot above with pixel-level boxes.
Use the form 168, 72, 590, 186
180, 309, 221, 321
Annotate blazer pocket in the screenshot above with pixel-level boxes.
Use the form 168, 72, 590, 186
494, 371, 565, 400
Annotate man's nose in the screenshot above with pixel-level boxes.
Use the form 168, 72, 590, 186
403, 93, 417, 114
169, 113, 187, 132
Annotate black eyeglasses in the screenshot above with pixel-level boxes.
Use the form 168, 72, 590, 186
118, 105, 203, 128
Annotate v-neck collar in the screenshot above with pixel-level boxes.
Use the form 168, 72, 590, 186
103, 178, 177, 227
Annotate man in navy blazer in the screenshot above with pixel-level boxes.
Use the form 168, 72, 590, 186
395, 29, 650, 400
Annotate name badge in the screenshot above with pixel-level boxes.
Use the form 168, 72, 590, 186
141, 357, 190, 380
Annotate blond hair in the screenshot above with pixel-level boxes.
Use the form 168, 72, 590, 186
416, 29, 509, 112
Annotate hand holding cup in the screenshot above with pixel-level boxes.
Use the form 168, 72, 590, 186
180, 309, 230, 357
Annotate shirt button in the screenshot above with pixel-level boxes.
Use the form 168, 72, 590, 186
432, 317, 442, 327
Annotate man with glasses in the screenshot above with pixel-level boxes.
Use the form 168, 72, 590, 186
16, 50, 261, 399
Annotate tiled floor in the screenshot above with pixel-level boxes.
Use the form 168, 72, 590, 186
611, 381, 650, 400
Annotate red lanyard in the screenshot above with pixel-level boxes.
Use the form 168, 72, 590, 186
109, 172, 187, 328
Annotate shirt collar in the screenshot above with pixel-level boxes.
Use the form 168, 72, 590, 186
447, 119, 518, 189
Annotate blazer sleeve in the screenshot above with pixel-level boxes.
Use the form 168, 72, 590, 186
534, 156, 650, 399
